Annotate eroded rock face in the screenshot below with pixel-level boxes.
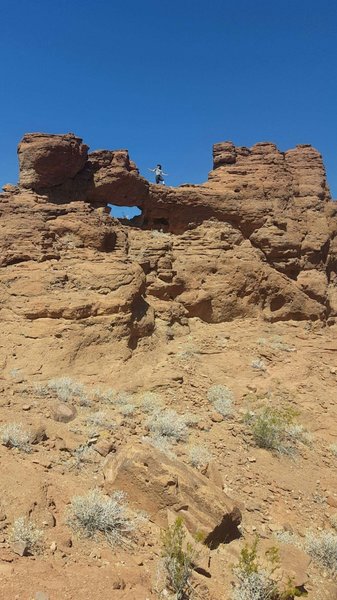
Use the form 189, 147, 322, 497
0, 190, 155, 375
1, 131, 337, 378
17, 133, 149, 205
18, 133, 88, 189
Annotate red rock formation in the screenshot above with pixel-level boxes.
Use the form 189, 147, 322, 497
1, 131, 336, 378
17, 132, 149, 205
18, 133, 88, 189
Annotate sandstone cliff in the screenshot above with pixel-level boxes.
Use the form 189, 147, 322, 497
1, 132, 336, 377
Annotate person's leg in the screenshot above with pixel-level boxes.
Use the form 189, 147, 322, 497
155, 175, 160, 184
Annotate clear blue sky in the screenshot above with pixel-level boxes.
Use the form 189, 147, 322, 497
1, 0, 336, 214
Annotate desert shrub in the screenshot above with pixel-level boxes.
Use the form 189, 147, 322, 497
9, 368, 20, 379
305, 531, 337, 577
329, 514, 337, 531
9, 517, 43, 554
233, 569, 277, 600
183, 414, 199, 427
207, 384, 233, 404
232, 537, 304, 600
188, 445, 211, 469
245, 406, 307, 455
67, 489, 138, 546
92, 387, 115, 403
251, 359, 267, 371
1, 423, 31, 452
142, 434, 175, 458
147, 409, 189, 442
140, 392, 162, 414
329, 443, 337, 457
36, 377, 90, 405
85, 410, 113, 429
273, 531, 300, 547
114, 391, 133, 406
207, 384, 233, 417
118, 403, 136, 417
160, 517, 196, 600
70, 443, 95, 470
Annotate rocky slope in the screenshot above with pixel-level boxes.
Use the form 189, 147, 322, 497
0, 133, 337, 599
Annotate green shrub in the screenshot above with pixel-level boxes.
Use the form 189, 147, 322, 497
232, 537, 305, 599
160, 517, 196, 600
245, 406, 308, 455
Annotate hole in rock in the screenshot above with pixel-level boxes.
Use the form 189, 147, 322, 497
270, 295, 286, 312
107, 204, 142, 222
153, 217, 169, 227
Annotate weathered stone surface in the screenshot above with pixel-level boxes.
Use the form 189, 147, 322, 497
52, 403, 77, 424
18, 133, 88, 189
17, 132, 149, 205
93, 439, 115, 457
30, 425, 48, 444
2, 132, 337, 383
11, 540, 28, 556
103, 443, 241, 548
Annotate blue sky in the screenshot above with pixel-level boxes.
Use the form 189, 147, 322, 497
1, 0, 336, 218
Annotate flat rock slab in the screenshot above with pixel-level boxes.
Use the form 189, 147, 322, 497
104, 443, 241, 549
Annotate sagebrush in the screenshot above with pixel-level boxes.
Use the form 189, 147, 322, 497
305, 530, 337, 577
67, 488, 139, 546
9, 517, 43, 554
1, 423, 31, 452
147, 409, 189, 441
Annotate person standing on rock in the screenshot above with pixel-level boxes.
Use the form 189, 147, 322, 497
148, 164, 168, 184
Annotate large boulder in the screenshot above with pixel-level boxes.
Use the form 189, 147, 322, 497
18, 133, 88, 189
103, 443, 242, 549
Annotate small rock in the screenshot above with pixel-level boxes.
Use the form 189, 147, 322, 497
327, 496, 337, 508
22, 404, 31, 411
0, 508, 7, 522
31, 425, 48, 444
0, 549, 14, 562
210, 412, 224, 423
247, 384, 257, 392
50, 541, 57, 553
11, 540, 28, 556
52, 403, 77, 423
93, 439, 116, 457
248, 456, 256, 463
112, 578, 126, 590
59, 536, 72, 549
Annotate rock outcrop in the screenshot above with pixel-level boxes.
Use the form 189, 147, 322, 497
1, 131, 337, 376
18, 132, 149, 205
18, 133, 88, 189
103, 443, 241, 548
